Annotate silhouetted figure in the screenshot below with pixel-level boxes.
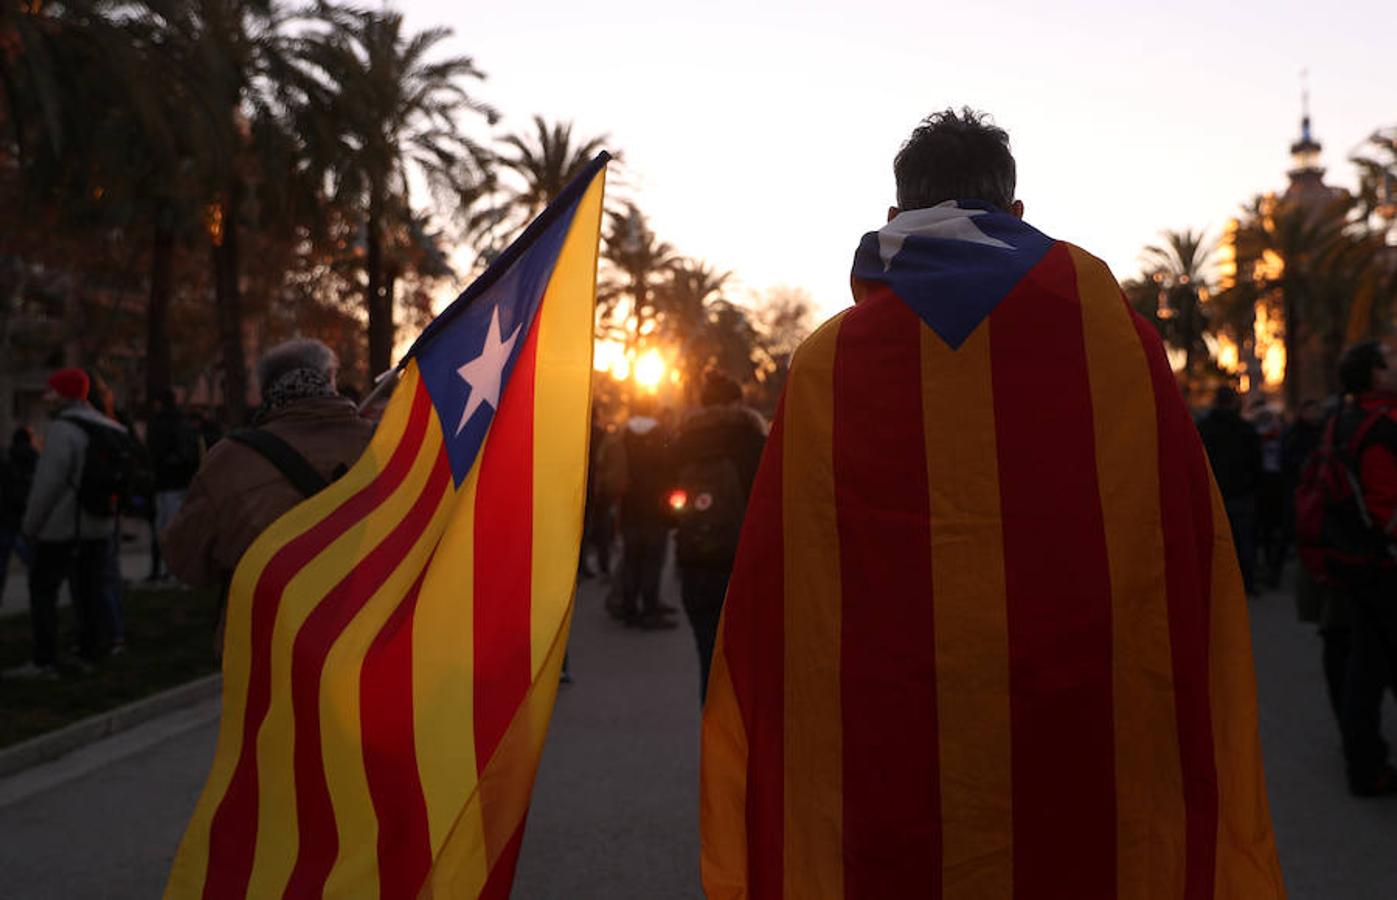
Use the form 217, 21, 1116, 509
1198, 386, 1263, 594
0, 426, 37, 604
672, 372, 766, 701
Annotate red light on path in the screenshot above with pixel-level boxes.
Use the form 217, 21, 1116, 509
668, 489, 688, 512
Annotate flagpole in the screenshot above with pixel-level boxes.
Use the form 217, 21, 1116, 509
357, 365, 401, 415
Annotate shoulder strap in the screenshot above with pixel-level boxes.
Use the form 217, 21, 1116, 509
228, 429, 329, 498
1347, 406, 1392, 458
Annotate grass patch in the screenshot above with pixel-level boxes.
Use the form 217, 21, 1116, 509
0, 585, 221, 749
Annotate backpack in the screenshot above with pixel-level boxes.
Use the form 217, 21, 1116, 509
62, 415, 139, 518
1294, 406, 1397, 588
673, 453, 746, 567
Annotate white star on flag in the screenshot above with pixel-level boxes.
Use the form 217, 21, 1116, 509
878, 201, 1013, 271
454, 306, 521, 436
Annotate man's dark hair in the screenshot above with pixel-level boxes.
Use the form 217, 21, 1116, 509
894, 108, 1016, 211
1213, 385, 1239, 410
1338, 340, 1386, 395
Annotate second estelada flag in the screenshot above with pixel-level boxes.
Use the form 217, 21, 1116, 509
166, 154, 609, 900
701, 201, 1286, 899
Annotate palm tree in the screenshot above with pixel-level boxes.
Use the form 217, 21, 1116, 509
105, 0, 294, 424
480, 115, 610, 247
292, 6, 495, 373
0, 0, 204, 404
1226, 193, 1395, 407
1351, 127, 1397, 228
1137, 227, 1215, 395
658, 257, 730, 397
600, 202, 677, 356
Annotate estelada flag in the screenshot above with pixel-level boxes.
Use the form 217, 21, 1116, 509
701, 202, 1286, 899
166, 154, 609, 900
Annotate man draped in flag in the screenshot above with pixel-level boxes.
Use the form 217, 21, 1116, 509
700, 111, 1286, 898
165, 154, 609, 900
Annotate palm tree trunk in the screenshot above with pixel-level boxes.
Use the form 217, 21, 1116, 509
366, 190, 393, 374
213, 182, 249, 425
146, 214, 175, 404
1283, 291, 1301, 411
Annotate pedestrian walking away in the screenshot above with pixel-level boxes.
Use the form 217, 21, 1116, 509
0, 425, 38, 605
672, 370, 766, 702
1199, 385, 1263, 595
700, 108, 1284, 898
1316, 340, 1397, 797
147, 387, 204, 581
14, 367, 133, 678
608, 393, 678, 630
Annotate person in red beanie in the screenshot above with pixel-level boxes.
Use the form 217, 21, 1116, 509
11, 367, 130, 678
47, 368, 89, 402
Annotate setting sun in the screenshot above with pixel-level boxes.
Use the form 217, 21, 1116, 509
634, 349, 666, 392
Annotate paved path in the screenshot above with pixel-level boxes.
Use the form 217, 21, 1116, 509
1, 561, 1394, 898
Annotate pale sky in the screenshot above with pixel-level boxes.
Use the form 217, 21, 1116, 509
403, 0, 1394, 320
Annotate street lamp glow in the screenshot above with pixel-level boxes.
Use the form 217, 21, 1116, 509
634, 349, 666, 392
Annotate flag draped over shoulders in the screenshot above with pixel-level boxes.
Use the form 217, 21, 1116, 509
701, 200, 1285, 899
165, 155, 609, 900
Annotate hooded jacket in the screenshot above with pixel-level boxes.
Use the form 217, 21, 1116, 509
22, 401, 128, 542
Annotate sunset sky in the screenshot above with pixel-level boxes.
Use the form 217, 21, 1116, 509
404, 0, 1394, 320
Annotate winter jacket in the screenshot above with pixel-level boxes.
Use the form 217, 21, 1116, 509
162, 396, 375, 588
21, 402, 127, 542
615, 416, 674, 528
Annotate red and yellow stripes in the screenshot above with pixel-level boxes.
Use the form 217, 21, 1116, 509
166, 169, 604, 900
701, 242, 1284, 899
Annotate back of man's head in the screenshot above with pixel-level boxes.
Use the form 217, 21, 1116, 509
700, 371, 742, 408
1338, 340, 1385, 396
894, 108, 1017, 212
257, 339, 338, 397
1212, 385, 1239, 411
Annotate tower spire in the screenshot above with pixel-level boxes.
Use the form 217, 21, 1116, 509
1300, 68, 1312, 144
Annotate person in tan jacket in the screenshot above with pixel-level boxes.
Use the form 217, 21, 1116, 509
162, 339, 374, 591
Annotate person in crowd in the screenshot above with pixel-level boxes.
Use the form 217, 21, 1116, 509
162, 340, 374, 649
1254, 402, 1287, 587
146, 388, 202, 581
1279, 396, 1346, 726
1331, 340, 1397, 796
579, 405, 609, 580
700, 108, 1282, 896
85, 369, 130, 651
671, 371, 766, 701
0, 426, 38, 604
1198, 385, 1263, 594
1287, 396, 1351, 724
193, 406, 225, 451
606, 392, 676, 630
13, 368, 129, 678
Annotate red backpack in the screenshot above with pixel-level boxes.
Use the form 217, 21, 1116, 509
1294, 406, 1397, 587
